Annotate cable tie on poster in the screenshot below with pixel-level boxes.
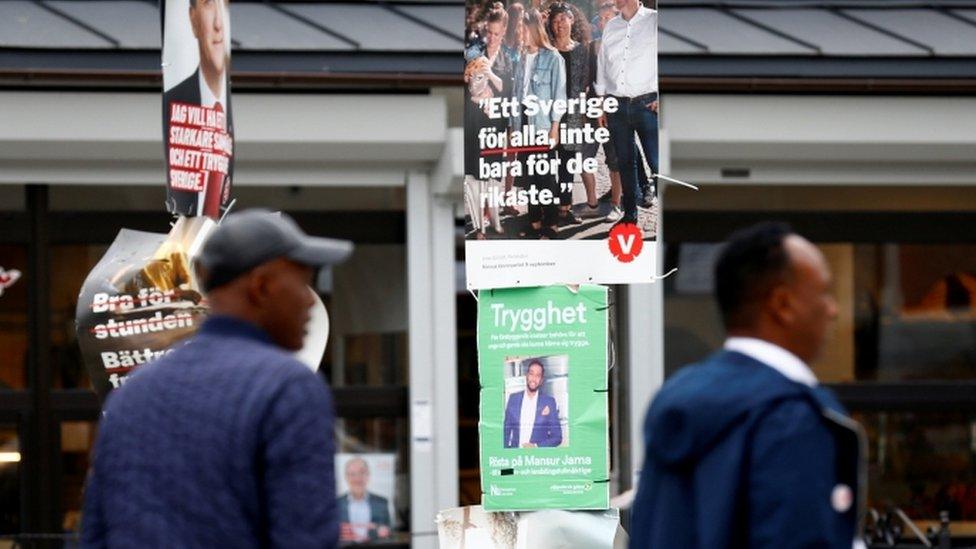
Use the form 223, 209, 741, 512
593, 479, 611, 484
593, 388, 609, 393
657, 173, 699, 191
652, 267, 679, 282
218, 198, 237, 224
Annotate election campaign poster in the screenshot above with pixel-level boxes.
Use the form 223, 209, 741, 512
76, 217, 330, 399
162, 0, 234, 219
75, 218, 215, 398
463, 1, 659, 289
335, 453, 398, 543
478, 285, 609, 510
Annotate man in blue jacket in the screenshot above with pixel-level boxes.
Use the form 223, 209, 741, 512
630, 222, 866, 549
81, 210, 352, 548
503, 360, 563, 448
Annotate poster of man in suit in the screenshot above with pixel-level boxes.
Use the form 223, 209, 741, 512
335, 453, 396, 543
503, 357, 567, 448
162, 0, 234, 219
478, 286, 609, 511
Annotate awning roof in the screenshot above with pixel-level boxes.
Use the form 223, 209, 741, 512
2, 0, 975, 84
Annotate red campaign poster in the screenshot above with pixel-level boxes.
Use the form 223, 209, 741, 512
161, 0, 234, 219
462, 1, 660, 289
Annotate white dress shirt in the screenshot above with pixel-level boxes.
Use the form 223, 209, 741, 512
723, 337, 866, 549
518, 390, 538, 447
198, 71, 227, 110
724, 336, 817, 387
594, 6, 658, 98
347, 494, 371, 540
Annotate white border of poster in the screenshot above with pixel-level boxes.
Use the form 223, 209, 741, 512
462, 1, 660, 289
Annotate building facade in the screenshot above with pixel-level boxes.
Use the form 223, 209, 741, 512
0, 0, 975, 545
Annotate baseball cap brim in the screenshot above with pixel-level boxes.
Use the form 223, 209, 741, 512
287, 236, 354, 268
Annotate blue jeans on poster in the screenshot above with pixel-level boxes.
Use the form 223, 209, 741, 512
606, 93, 659, 222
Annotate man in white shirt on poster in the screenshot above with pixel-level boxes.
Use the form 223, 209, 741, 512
595, 0, 659, 224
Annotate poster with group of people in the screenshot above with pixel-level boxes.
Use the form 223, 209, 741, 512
477, 285, 610, 510
463, 0, 659, 289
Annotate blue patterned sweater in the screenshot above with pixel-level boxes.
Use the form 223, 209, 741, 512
81, 316, 338, 548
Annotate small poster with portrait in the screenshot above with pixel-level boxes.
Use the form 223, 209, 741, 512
462, 0, 660, 289
335, 453, 397, 544
477, 285, 610, 510
162, 0, 235, 219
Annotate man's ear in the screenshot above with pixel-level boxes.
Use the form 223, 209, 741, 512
244, 265, 274, 308
767, 284, 795, 327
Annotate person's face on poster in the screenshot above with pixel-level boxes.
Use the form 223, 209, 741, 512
189, 0, 227, 83
614, 0, 636, 14
484, 20, 505, 53
345, 459, 370, 499
526, 363, 543, 393
551, 11, 573, 43
485, 21, 505, 52
515, 20, 526, 48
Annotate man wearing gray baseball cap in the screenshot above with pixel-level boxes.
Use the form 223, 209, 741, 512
82, 210, 352, 548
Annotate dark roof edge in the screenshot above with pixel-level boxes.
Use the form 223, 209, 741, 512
1, 69, 975, 95
663, 76, 976, 93
0, 68, 459, 90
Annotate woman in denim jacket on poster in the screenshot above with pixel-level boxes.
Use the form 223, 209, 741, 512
512, 8, 567, 239
547, 2, 601, 225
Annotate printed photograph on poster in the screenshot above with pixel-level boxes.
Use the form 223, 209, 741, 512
335, 453, 397, 544
503, 355, 569, 449
463, 0, 659, 288
478, 285, 609, 511
162, 0, 234, 219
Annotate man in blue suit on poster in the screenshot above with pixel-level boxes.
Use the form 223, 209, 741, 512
504, 360, 563, 448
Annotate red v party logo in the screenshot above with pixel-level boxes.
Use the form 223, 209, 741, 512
608, 223, 644, 263
0, 267, 22, 297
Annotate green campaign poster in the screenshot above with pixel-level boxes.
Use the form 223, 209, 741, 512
478, 285, 609, 511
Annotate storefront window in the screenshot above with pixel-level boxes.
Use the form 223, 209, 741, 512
856, 412, 976, 522
50, 245, 107, 389
60, 421, 97, 533
325, 244, 410, 545
665, 242, 976, 383
857, 244, 976, 382
327, 245, 408, 388
0, 246, 28, 389
0, 427, 20, 535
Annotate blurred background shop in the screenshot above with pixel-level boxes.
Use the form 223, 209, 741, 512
1, 0, 975, 546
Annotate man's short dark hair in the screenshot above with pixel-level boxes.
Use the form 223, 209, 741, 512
527, 360, 545, 376
714, 222, 793, 330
